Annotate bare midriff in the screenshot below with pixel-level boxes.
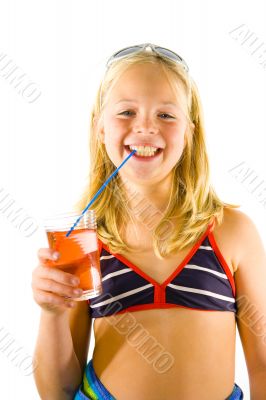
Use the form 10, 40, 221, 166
93, 308, 236, 399
91, 212, 238, 399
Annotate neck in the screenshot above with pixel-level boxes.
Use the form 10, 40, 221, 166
120, 171, 174, 226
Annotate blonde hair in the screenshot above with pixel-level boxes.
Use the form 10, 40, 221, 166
74, 50, 240, 259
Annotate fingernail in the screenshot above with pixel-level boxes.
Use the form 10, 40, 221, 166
52, 252, 60, 260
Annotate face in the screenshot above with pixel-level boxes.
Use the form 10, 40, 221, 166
99, 63, 190, 186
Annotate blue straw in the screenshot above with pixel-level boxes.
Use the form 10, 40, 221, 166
66, 149, 137, 237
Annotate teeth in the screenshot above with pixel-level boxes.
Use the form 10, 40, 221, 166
129, 145, 159, 156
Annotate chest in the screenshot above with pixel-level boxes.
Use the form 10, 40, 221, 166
117, 222, 235, 285
121, 248, 195, 285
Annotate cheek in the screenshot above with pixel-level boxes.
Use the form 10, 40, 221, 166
167, 127, 186, 147
106, 122, 129, 149
103, 131, 124, 157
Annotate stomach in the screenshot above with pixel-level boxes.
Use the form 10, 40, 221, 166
92, 307, 237, 400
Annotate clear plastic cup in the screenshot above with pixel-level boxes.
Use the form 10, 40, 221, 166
43, 210, 103, 300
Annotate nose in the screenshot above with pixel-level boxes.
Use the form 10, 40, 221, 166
133, 115, 159, 135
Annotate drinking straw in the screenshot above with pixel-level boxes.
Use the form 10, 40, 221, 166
66, 149, 137, 238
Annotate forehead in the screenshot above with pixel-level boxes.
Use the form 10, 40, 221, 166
107, 63, 187, 107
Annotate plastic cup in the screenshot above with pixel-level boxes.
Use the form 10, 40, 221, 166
43, 210, 103, 300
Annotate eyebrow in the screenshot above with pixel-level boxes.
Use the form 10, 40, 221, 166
115, 99, 179, 108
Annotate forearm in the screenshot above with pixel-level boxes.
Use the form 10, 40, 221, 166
250, 369, 266, 400
33, 310, 82, 400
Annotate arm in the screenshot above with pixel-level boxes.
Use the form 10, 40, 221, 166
33, 301, 92, 400
233, 211, 266, 399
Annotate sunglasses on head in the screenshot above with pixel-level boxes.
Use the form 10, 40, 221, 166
106, 43, 189, 73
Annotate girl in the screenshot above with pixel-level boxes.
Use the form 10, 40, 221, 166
32, 43, 266, 399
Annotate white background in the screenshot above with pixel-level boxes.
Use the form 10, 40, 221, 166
0, 0, 266, 398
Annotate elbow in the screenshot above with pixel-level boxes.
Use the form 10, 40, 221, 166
33, 370, 82, 400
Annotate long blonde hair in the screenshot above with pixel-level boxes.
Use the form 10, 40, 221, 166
74, 50, 240, 259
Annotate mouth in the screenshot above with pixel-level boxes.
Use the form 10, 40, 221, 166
124, 145, 163, 160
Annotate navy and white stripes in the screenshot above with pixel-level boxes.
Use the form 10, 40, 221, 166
88, 232, 237, 318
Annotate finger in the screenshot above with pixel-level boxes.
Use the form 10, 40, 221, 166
33, 289, 75, 309
36, 265, 80, 287
38, 248, 60, 262
34, 278, 83, 299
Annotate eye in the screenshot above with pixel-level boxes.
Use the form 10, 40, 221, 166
159, 113, 174, 119
118, 111, 174, 119
119, 110, 134, 116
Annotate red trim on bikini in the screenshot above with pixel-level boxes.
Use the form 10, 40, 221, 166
207, 228, 236, 297
98, 220, 216, 307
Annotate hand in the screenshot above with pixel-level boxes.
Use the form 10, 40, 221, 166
31, 248, 83, 315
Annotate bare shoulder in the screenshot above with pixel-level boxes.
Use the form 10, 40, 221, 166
213, 207, 264, 273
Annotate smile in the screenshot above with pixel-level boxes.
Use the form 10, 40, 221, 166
124, 145, 163, 160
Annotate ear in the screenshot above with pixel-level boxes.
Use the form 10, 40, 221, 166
93, 115, 105, 144
98, 128, 105, 144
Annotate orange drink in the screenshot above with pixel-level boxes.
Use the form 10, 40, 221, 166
44, 210, 102, 300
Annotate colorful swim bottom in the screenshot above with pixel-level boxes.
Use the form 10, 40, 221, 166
226, 383, 244, 399
74, 359, 244, 400
74, 359, 115, 400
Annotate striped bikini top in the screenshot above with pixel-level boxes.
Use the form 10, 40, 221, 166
88, 219, 237, 318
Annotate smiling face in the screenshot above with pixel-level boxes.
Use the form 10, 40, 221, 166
99, 62, 190, 186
